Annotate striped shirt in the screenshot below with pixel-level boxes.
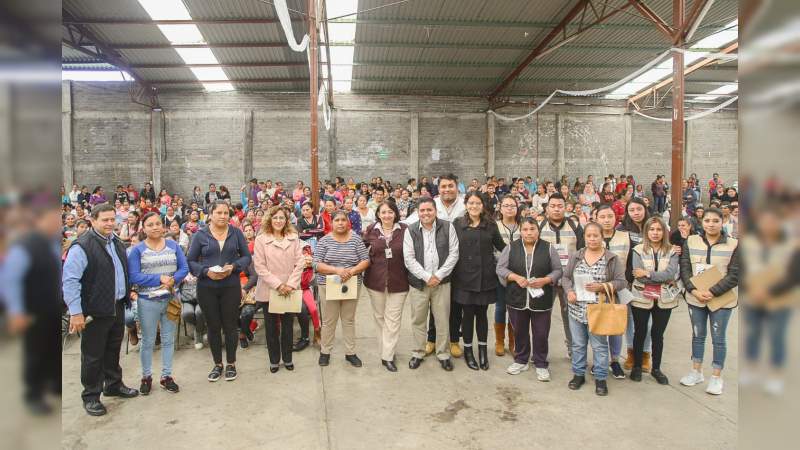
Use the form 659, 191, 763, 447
128, 240, 186, 299
568, 257, 607, 324
313, 232, 369, 285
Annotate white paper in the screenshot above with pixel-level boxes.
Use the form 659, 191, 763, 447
574, 273, 597, 303
554, 244, 569, 267
527, 287, 544, 298
209, 265, 225, 273
149, 289, 171, 298
693, 263, 713, 276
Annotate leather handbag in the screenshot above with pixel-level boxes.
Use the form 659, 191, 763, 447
166, 296, 182, 323
587, 282, 627, 336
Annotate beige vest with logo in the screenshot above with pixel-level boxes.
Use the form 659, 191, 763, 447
685, 234, 738, 308
631, 244, 678, 310
604, 230, 630, 261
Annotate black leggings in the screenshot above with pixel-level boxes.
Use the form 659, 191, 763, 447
461, 304, 489, 346
266, 313, 294, 365
197, 285, 241, 365
632, 306, 672, 370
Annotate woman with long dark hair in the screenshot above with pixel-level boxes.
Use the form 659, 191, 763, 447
452, 192, 506, 370
493, 195, 522, 357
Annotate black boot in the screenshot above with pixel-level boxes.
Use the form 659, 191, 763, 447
478, 344, 489, 371
463, 346, 479, 370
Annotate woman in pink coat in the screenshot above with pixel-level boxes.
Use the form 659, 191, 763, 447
253, 206, 305, 373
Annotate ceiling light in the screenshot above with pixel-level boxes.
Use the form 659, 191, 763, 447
203, 82, 235, 92
136, 0, 191, 20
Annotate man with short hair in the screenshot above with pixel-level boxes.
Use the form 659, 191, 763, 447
404, 198, 459, 371
539, 194, 585, 357
62, 204, 138, 416
368, 186, 386, 211
205, 183, 218, 206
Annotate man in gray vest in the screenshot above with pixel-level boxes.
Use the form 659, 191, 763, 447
403, 198, 459, 371
63, 204, 138, 416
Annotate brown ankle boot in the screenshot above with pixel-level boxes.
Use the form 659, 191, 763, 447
507, 322, 515, 355
494, 323, 506, 356
623, 348, 634, 370
312, 328, 321, 347
642, 352, 652, 373
128, 325, 139, 346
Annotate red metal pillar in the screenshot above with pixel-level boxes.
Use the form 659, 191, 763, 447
309, 0, 320, 210
670, 0, 685, 226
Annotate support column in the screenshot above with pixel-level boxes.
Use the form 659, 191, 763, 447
486, 112, 495, 177
623, 113, 632, 176
243, 110, 254, 182
409, 112, 419, 180
308, 0, 320, 210
328, 110, 337, 181
556, 113, 566, 178
684, 119, 693, 180
150, 109, 164, 191
669, 0, 686, 226
62, 81, 74, 189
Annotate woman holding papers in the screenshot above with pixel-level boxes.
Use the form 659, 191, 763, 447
253, 206, 305, 373
562, 222, 627, 396
679, 207, 739, 395
313, 210, 370, 368
127, 212, 189, 395
187, 201, 252, 382
496, 218, 562, 380
629, 217, 680, 385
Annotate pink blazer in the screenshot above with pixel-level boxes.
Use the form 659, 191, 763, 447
253, 232, 305, 302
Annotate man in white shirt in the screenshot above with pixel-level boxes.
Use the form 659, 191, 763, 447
403, 198, 459, 371
404, 174, 465, 224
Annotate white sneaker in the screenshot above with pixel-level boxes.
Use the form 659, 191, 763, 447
706, 376, 724, 395
536, 367, 551, 382
194, 342, 204, 350
506, 362, 529, 375
680, 369, 705, 386
763, 378, 784, 396
738, 368, 757, 387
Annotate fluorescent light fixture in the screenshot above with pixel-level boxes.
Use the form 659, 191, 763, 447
158, 24, 205, 45
190, 67, 228, 81
175, 48, 219, 64
62, 70, 133, 81
607, 20, 738, 100
203, 82, 235, 92
691, 83, 738, 101
136, 0, 191, 20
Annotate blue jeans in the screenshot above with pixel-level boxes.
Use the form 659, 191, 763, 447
494, 285, 507, 324
124, 302, 138, 328
688, 304, 733, 370
138, 296, 176, 378
625, 304, 651, 353
745, 306, 791, 368
569, 317, 609, 380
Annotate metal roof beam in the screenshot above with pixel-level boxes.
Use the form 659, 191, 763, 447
62, 18, 301, 25
112, 42, 287, 49
151, 78, 311, 84
330, 17, 728, 31
628, 0, 675, 40
488, 0, 635, 100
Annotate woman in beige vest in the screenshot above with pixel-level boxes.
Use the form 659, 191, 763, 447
679, 208, 739, 395
630, 217, 679, 385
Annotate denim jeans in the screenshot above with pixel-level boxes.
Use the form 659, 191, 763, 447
138, 296, 176, 378
744, 306, 791, 368
569, 317, 609, 380
494, 285, 508, 324
625, 304, 651, 353
688, 304, 733, 370
124, 302, 138, 328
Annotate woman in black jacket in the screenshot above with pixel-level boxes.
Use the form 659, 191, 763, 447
452, 192, 506, 370
187, 201, 252, 382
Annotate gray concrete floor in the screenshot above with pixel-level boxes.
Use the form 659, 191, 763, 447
62, 293, 738, 450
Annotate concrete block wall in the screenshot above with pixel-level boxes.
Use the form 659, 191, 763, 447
64, 81, 738, 200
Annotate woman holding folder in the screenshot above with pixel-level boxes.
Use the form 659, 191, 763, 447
679, 207, 739, 395
253, 206, 305, 373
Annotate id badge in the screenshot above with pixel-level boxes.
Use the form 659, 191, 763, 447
385, 248, 393, 259
555, 244, 569, 266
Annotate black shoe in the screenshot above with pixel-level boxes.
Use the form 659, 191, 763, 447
610, 362, 626, 379
140, 376, 152, 395
245, 328, 254, 341
103, 385, 139, 398
439, 359, 454, 371
224, 365, 237, 381
284, 363, 294, 371
160, 376, 179, 393
651, 369, 669, 385
595, 379, 608, 396
345, 354, 363, 367
293, 337, 310, 352
630, 367, 643, 382
382, 359, 398, 372
464, 346, 479, 370
239, 337, 249, 349
478, 344, 489, 371
568, 375, 586, 390
208, 365, 223, 382
318, 353, 330, 366
408, 357, 423, 369
269, 365, 280, 374
25, 398, 53, 416
83, 399, 107, 416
